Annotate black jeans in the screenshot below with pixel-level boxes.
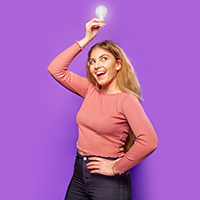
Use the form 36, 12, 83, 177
65, 151, 131, 200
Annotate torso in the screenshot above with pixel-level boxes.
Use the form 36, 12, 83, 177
76, 87, 132, 158
78, 149, 92, 156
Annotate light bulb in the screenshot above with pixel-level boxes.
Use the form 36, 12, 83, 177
95, 5, 107, 21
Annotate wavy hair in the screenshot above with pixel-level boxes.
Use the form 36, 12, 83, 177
86, 40, 143, 152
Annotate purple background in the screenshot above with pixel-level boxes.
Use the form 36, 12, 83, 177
1, 0, 200, 199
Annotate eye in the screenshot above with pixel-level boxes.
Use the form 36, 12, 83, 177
90, 60, 95, 65
102, 57, 107, 61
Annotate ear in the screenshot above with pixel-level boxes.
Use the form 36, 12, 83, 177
116, 60, 122, 71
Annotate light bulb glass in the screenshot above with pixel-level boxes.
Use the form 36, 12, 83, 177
95, 5, 107, 21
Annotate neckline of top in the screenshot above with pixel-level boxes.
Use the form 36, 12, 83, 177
99, 89, 124, 96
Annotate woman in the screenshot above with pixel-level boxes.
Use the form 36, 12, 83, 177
48, 18, 158, 200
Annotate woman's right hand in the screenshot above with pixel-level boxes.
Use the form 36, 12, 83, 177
85, 18, 106, 41
78, 18, 106, 48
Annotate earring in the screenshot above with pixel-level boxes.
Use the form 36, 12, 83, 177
116, 66, 121, 70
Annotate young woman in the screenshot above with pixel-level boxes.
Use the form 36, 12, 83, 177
48, 18, 158, 200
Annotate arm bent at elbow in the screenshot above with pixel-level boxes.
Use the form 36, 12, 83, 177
115, 94, 158, 174
47, 42, 91, 97
115, 132, 158, 175
47, 42, 83, 79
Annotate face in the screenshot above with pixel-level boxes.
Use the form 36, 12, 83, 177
89, 48, 121, 92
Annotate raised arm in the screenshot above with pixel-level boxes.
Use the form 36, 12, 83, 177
47, 18, 106, 97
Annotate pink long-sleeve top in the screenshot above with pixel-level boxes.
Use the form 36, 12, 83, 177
47, 42, 158, 174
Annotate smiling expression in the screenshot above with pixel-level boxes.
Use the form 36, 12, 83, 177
89, 48, 122, 93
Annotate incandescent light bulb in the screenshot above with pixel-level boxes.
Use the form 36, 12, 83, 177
95, 5, 107, 21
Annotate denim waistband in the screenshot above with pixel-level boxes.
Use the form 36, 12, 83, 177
76, 151, 117, 161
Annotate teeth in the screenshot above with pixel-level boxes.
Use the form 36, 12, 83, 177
96, 71, 106, 75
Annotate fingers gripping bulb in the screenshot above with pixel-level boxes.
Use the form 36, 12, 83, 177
95, 5, 107, 21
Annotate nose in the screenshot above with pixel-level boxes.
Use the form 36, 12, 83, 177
94, 60, 101, 70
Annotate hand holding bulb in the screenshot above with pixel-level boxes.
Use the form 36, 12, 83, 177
84, 5, 107, 40
77, 6, 107, 48
84, 18, 106, 41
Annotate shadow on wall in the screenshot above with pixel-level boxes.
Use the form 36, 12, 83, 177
130, 162, 146, 200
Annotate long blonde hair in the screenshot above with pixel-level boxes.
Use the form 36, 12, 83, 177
86, 40, 142, 152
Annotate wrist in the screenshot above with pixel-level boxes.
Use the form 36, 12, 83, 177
112, 164, 118, 175
78, 37, 91, 48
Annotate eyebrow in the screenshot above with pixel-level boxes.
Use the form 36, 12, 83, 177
90, 54, 110, 60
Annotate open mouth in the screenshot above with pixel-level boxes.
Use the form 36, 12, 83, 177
95, 71, 106, 79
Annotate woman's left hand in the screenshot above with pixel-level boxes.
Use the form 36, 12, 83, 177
86, 157, 120, 176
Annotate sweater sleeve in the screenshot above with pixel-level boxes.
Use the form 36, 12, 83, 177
47, 42, 91, 98
114, 94, 158, 174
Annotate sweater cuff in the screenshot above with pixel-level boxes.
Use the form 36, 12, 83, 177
114, 155, 135, 175
76, 40, 84, 50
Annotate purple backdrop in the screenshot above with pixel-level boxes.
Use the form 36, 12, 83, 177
1, 0, 200, 199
